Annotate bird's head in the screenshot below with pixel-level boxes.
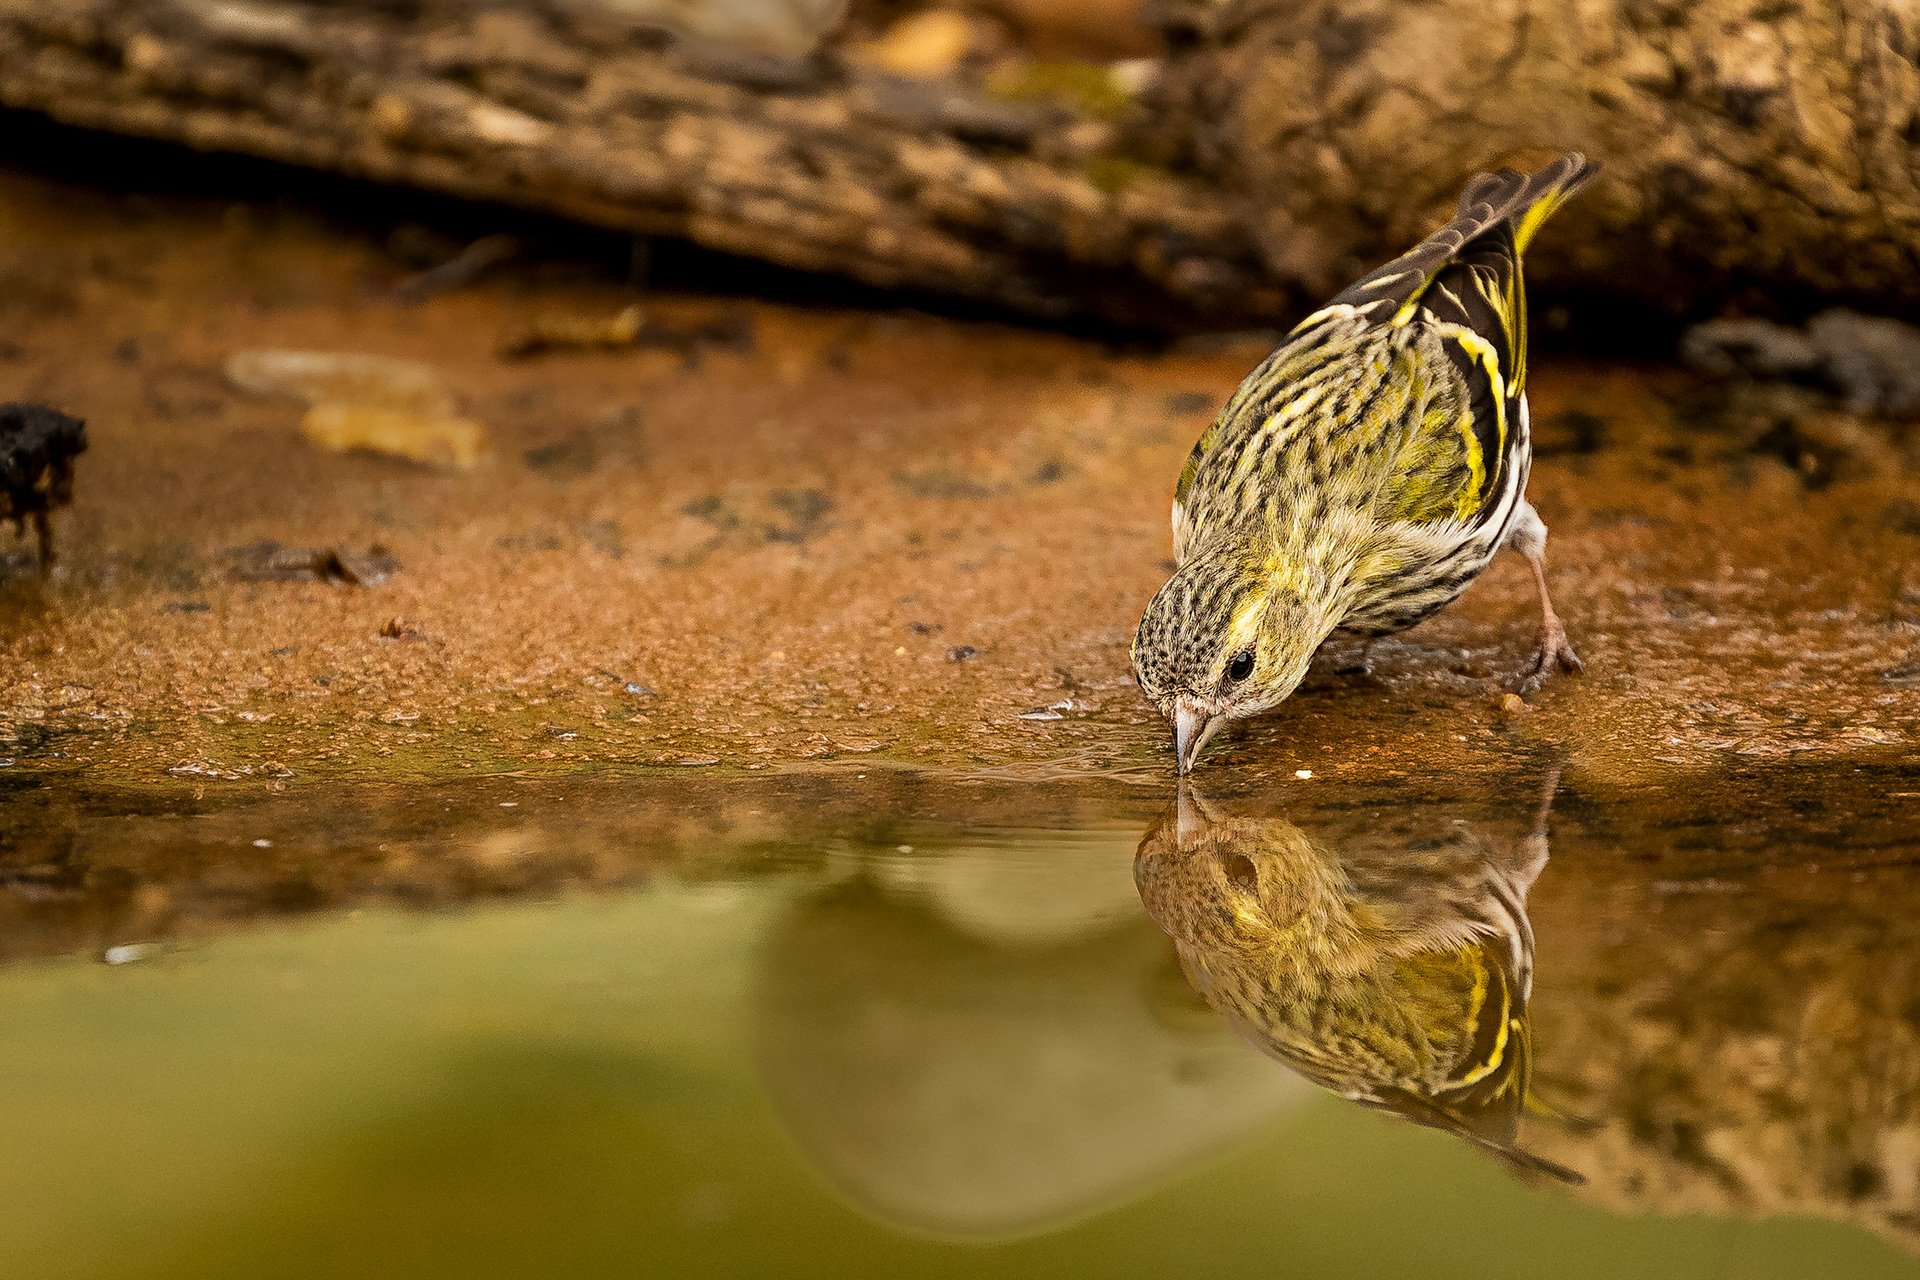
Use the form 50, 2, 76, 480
1131, 548, 1336, 773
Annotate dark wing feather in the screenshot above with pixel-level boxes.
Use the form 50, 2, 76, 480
1305, 154, 1598, 523
1324, 153, 1598, 347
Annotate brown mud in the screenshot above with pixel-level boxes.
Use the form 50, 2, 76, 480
0, 130, 1915, 799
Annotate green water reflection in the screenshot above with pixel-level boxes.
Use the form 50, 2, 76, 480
1, 762, 1917, 1278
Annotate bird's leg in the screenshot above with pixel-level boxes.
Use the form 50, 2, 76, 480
1504, 502, 1581, 693
1512, 552, 1582, 692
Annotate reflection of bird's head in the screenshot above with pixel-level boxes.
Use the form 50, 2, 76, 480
1134, 785, 1579, 1184
1134, 788, 1362, 988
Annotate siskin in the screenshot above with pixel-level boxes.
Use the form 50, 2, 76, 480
1133, 155, 1598, 773
1133, 774, 1580, 1183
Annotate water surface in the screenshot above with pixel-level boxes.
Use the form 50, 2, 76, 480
4, 759, 1918, 1278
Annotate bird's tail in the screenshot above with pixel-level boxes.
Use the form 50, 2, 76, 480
1327, 153, 1598, 327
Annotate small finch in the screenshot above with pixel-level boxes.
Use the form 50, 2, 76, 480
1133, 776, 1579, 1184
1133, 155, 1597, 773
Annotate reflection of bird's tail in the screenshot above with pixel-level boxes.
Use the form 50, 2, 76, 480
1384, 1088, 1586, 1186
1524, 1088, 1602, 1135
1463, 1128, 1587, 1187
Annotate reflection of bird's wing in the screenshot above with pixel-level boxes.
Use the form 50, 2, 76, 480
1199, 937, 1581, 1185
1346, 828, 1542, 1000
1396, 942, 1527, 1121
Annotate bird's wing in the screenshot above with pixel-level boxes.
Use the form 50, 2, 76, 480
1170, 155, 1596, 548
1317, 154, 1597, 528
1322, 153, 1598, 347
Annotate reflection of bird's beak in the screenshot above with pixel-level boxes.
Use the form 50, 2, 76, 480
1175, 780, 1202, 843
1173, 779, 1220, 845
1173, 700, 1224, 775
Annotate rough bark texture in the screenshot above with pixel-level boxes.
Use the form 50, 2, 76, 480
4, 0, 1920, 325
1530, 830, 1920, 1255
0, 0, 1284, 329
1148, 0, 1920, 316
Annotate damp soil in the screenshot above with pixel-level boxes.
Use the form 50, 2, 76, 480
0, 130, 1916, 794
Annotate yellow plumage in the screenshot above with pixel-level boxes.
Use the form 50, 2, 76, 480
1134, 782, 1582, 1184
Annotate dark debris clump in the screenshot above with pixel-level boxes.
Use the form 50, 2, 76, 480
1677, 310, 1920, 489
219, 540, 401, 586
0, 401, 86, 567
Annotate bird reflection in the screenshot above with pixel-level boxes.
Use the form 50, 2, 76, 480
1134, 771, 1582, 1184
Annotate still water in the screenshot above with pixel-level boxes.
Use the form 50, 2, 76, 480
2, 756, 1917, 1278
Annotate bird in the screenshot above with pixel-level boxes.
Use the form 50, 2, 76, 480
0, 402, 87, 571
1132, 154, 1598, 773
1132, 771, 1581, 1184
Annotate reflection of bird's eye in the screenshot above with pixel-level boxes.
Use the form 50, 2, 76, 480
1226, 650, 1254, 682
1221, 853, 1258, 893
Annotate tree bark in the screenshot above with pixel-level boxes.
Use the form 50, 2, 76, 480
0, 0, 1286, 330
3, 0, 1918, 327
1146, 0, 1920, 318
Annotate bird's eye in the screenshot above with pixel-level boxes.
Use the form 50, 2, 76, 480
1222, 853, 1259, 892
1226, 649, 1255, 682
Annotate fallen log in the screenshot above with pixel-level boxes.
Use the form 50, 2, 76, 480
0, 0, 1287, 329
4, 0, 1916, 329
1148, 0, 1920, 317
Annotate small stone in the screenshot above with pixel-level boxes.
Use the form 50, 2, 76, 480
948, 645, 979, 662
1294, 769, 1312, 779
1499, 692, 1528, 715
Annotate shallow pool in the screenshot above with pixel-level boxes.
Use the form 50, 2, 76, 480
2, 758, 1917, 1278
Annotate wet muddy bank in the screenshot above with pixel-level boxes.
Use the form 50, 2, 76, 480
0, 135, 1915, 794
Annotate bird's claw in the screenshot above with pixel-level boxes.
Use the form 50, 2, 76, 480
1510, 620, 1583, 694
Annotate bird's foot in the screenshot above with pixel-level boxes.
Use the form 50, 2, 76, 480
1511, 619, 1583, 694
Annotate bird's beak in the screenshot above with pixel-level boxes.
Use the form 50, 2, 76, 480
1173, 699, 1224, 775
